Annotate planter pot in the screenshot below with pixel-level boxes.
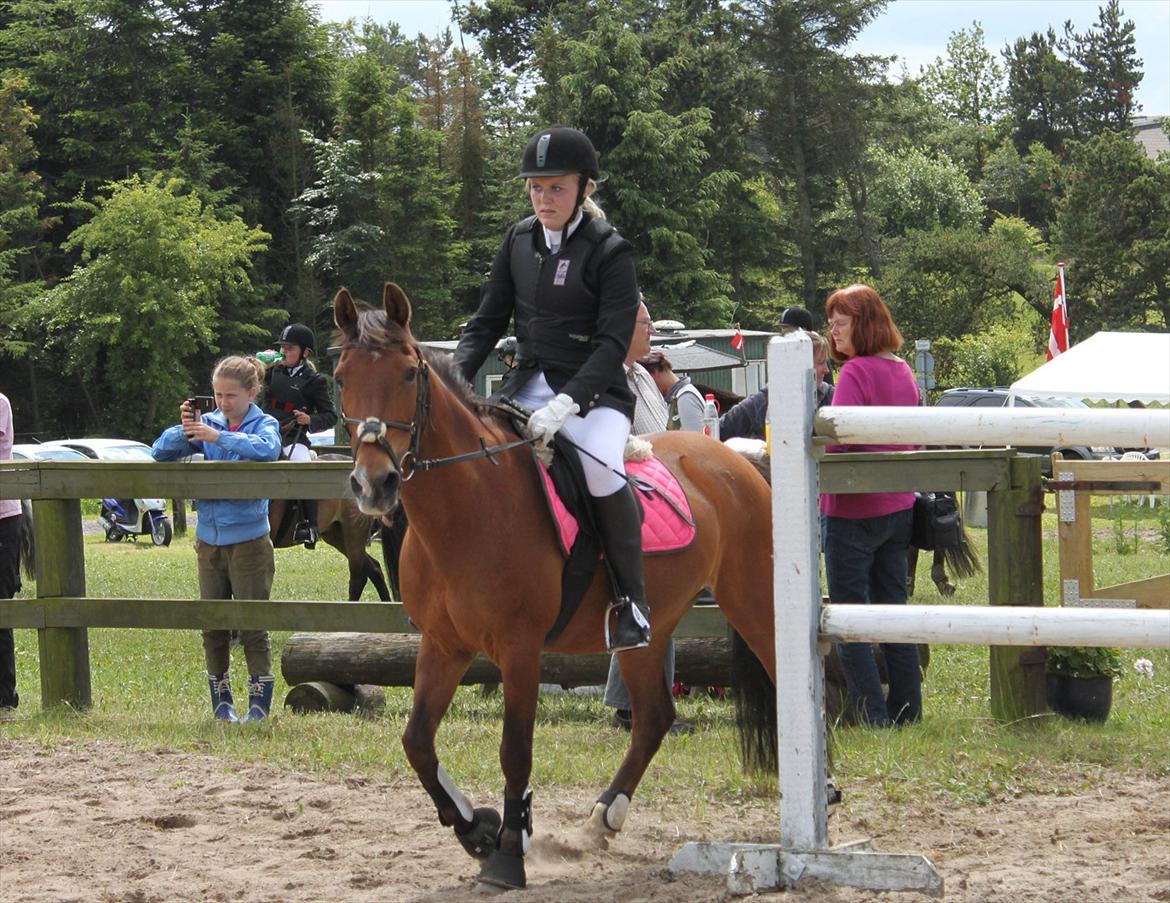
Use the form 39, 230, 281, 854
1046, 674, 1113, 722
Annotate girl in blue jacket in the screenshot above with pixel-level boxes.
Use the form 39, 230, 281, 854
152, 356, 282, 722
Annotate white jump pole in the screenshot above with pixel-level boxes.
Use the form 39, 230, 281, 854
817, 405, 1170, 450
822, 603, 1170, 648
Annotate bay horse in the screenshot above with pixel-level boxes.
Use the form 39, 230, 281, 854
269, 464, 391, 602
333, 283, 779, 890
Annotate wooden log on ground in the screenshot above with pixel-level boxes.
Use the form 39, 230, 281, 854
284, 681, 386, 715
281, 632, 733, 688
285, 680, 355, 713
280, 633, 927, 725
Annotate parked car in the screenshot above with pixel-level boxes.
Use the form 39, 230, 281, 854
933, 387, 1119, 469
309, 428, 343, 447
10, 443, 90, 462
49, 438, 155, 461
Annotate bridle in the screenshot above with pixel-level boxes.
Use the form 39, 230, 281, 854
343, 352, 535, 482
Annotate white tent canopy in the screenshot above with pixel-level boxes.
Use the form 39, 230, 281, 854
1008, 331, 1170, 405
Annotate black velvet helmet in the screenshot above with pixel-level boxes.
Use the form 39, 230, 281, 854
518, 126, 600, 181
277, 323, 316, 351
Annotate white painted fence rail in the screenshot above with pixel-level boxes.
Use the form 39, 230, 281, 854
821, 603, 1170, 649
816, 405, 1170, 450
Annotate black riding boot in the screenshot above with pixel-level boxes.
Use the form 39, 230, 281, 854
593, 485, 651, 652
294, 499, 318, 549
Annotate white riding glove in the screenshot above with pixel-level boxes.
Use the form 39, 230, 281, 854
527, 393, 580, 448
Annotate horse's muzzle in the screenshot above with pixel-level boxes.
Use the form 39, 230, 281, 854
349, 463, 401, 517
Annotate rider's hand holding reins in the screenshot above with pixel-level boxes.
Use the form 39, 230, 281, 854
527, 393, 579, 449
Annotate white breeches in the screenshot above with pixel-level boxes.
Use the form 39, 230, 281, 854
283, 442, 312, 462
512, 372, 631, 497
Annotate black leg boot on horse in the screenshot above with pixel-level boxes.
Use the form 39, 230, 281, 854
594, 485, 651, 653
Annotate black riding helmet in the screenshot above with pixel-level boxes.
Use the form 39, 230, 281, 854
277, 323, 315, 352
518, 126, 600, 181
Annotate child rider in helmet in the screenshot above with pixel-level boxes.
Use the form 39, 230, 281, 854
263, 323, 338, 548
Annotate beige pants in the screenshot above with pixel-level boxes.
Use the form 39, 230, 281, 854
196, 535, 275, 676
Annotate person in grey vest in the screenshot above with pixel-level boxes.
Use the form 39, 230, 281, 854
454, 126, 650, 653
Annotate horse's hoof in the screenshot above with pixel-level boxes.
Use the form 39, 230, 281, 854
477, 849, 526, 889
456, 807, 501, 860
940, 584, 956, 597
584, 792, 629, 842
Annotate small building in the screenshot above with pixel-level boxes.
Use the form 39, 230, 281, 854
1133, 116, 1169, 161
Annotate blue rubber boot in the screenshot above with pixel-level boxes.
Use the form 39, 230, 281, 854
240, 675, 275, 723
208, 673, 238, 722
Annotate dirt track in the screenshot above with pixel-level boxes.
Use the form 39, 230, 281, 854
1, 737, 1167, 902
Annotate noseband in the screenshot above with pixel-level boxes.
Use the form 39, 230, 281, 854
344, 353, 535, 481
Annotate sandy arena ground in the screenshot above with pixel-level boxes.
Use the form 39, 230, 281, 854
0, 737, 1167, 902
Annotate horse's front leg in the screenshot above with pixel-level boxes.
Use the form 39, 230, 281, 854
585, 639, 674, 845
401, 635, 499, 860
477, 650, 541, 891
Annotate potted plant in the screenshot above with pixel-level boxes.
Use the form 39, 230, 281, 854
1045, 646, 1124, 722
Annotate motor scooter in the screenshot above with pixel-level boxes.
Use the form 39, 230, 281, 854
98, 497, 173, 546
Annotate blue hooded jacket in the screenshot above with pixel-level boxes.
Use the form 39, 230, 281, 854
152, 403, 282, 546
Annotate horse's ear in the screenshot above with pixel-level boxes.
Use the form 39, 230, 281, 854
383, 282, 412, 331
334, 288, 358, 337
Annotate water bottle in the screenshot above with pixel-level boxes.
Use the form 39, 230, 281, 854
701, 393, 720, 440
256, 349, 284, 366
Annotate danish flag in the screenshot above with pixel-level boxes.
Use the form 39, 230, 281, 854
1047, 263, 1069, 361
730, 326, 744, 352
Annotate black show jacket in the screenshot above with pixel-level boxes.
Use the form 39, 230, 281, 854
454, 213, 638, 420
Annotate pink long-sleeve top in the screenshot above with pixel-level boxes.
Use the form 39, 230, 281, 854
820, 354, 920, 520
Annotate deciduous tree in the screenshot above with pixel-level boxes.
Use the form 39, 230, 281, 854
37, 176, 271, 437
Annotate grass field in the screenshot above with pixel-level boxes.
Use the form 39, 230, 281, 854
6, 496, 1169, 809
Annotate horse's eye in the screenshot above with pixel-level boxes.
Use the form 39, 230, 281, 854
404, 368, 417, 383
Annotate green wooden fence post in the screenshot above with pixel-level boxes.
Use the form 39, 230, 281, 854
32, 498, 90, 709
987, 455, 1047, 721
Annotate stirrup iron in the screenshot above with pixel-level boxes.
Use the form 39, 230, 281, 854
605, 597, 650, 652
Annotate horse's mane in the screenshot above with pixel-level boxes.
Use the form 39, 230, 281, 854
336, 305, 494, 419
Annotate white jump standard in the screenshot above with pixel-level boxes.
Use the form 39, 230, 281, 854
669, 331, 1169, 897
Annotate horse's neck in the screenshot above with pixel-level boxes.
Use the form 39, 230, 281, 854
400, 381, 533, 536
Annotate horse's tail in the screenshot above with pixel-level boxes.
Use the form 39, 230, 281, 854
731, 628, 777, 774
19, 499, 35, 581
942, 520, 981, 578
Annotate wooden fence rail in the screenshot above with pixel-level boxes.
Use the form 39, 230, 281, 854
1, 448, 1023, 710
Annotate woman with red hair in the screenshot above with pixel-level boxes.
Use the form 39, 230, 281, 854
822, 284, 922, 727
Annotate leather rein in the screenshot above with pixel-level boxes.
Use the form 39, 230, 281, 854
343, 356, 536, 481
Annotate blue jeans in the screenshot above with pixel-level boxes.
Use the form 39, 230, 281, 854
604, 640, 675, 710
824, 508, 921, 727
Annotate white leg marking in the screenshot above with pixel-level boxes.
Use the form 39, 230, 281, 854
438, 764, 474, 823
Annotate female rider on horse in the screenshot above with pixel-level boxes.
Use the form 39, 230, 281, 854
453, 125, 650, 653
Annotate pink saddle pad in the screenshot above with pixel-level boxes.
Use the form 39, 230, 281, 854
537, 455, 696, 557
